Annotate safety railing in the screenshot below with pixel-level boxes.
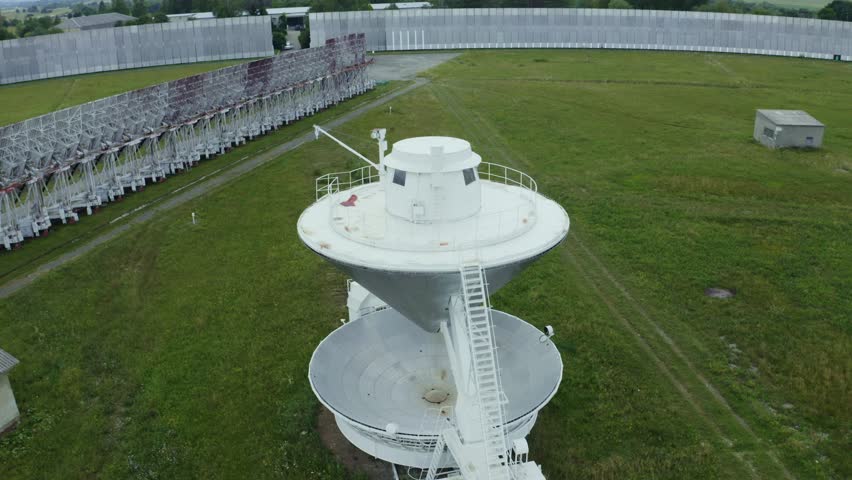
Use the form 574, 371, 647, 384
478, 162, 537, 194
314, 162, 535, 202
315, 164, 380, 201
333, 408, 538, 462
314, 161, 539, 252
331, 199, 536, 252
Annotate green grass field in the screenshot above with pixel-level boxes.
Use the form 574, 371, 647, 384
0, 7, 72, 21
0, 50, 850, 479
0, 60, 250, 127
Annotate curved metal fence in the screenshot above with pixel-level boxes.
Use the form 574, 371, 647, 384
0, 17, 274, 85
310, 8, 851, 61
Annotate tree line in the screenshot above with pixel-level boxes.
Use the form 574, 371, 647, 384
818, 0, 852, 19
1, 16, 63, 40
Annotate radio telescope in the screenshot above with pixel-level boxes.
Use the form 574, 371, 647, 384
298, 127, 570, 479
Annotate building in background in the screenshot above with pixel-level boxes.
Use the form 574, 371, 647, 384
370, 2, 431, 9
57, 12, 137, 32
264, 4, 431, 29
166, 12, 216, 21
267, 7, 310, 29
0, 348, 20, 435
165, 12, 195, 22
754, 110, 825, 149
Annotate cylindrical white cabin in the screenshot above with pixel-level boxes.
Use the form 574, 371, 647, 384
382, 137, 482, 223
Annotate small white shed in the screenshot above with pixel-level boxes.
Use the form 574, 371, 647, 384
0, 348, 20, 435
754, 110, 824, 149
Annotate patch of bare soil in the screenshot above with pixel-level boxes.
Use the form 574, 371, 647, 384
317, 406, 392, 480
0, 419, 18, 438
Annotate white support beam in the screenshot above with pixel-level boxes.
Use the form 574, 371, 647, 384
313, 125, 381, 172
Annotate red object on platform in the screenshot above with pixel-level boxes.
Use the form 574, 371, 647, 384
341, 195, 358, 207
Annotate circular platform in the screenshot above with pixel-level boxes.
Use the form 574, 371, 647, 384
309, 307, 563, 435
298, 181, 569, 272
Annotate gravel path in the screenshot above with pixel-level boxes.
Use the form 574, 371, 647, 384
368, 53, 460, 82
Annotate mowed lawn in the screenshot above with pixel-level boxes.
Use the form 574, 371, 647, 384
0, 50, 850, 479
0, 60, 250, 127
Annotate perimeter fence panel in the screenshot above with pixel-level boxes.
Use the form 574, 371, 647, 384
309, 8, 851, 60
0, 42, 6, 82
0, 35, 373, 250
123, 27, 136, 69
235, 17, 248, 60
85, 30, 99, 73
171, 23, 184, 64
0, 17, 274, 85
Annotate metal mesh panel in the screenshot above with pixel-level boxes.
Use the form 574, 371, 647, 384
0, 17, 274, 85
310, 8, 851, 61
0, 34, 373, 249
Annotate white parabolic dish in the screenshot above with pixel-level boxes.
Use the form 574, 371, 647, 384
309, 307, 562, 433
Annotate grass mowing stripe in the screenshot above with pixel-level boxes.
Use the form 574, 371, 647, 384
574, 233, 800, 479
435, 77, 771, 475
567, 237, 797, 479
561, 243, 760, 478
429, 74, 801, 479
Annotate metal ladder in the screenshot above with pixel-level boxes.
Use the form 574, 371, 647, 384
460, 263, 512, 480
423, 430, 448, 480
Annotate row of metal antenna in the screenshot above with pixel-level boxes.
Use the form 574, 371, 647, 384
0, 35, 374, 251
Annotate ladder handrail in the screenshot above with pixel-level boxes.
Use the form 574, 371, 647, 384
423, 263, 515, 480
459, 263, 512, 480
424, 431, 448, 480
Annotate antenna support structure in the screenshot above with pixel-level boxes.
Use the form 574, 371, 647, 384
299, 128, 571, 480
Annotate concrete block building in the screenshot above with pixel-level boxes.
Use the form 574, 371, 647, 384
0, 348, 20, 435
754, 110, 825, 149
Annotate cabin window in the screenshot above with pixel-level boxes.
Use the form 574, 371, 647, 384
393, 169, 407, 186
763, 127, 775, 139
462, 168, 476, 186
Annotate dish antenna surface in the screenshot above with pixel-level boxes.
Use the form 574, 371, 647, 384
299, 126, 570, 479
